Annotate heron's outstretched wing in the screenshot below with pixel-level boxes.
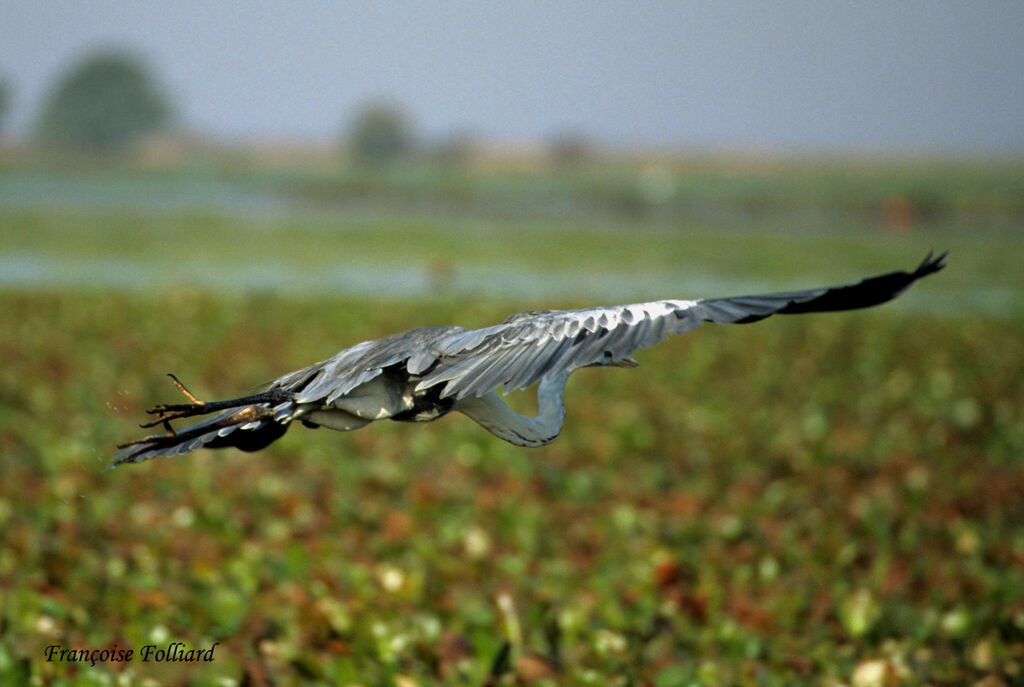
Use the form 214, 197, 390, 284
416, 252, 947, 400
271, 325, 466, 404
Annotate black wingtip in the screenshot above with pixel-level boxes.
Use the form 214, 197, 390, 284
764, 251, 949, 317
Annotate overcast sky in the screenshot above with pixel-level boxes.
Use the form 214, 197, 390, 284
1, 2, 1022, 152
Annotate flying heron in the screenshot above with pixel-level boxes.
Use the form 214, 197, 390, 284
113, 252, 946, 467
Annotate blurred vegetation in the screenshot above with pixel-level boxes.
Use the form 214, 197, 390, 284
0, 154, 1022, 684
0, 292, 1022, 685
33, 51, 171, 153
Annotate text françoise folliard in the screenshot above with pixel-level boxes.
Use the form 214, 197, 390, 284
45, 642, 219, 666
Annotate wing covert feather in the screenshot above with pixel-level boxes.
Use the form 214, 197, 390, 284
272, 326, 465, 404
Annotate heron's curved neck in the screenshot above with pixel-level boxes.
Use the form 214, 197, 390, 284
455, 371, 570, 447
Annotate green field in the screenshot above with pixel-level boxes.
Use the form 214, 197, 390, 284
1, 159, 1023, 685
1, 160, 1022, 308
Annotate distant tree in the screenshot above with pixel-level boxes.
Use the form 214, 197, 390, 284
35, 50, 170, 152
346, 102, 411, 165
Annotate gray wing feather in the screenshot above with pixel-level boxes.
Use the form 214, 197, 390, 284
263, 253, 945, 405
419, 301, 699, 399
416, 252, 946, 400
272, 326, 466, 404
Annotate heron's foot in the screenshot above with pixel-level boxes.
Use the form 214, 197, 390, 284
140, 374, 209, 427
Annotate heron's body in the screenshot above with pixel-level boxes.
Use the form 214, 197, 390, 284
114, 253, 946, 467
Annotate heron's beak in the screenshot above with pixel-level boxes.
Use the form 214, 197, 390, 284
614, 357, 639, 368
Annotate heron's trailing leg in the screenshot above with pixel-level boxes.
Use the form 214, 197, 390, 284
114, 393, 288, 463
141, 373, 289, 426
169, 373, 202, 403
115, 374, 219, 450
138, 373, 209, 426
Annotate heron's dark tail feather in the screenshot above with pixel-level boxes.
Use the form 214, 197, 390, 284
111, 386, 295, 468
